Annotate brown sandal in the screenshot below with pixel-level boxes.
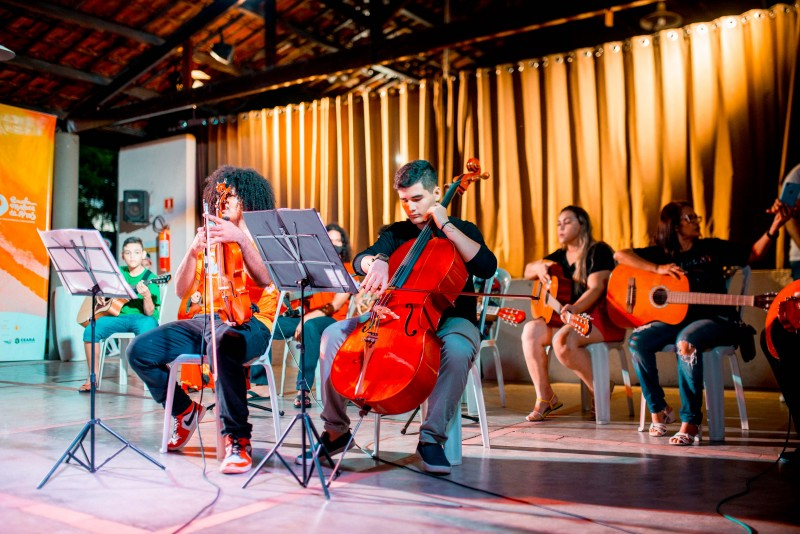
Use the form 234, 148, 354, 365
526, 394, 563, 422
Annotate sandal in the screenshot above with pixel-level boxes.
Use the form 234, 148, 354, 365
669, 425, 701, 446
648, 406, 677, 437
293, 392, 312, 409
526, 394, 563, 422
78, 381, 92, 393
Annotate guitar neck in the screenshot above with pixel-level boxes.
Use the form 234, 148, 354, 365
667, 291, 754, 307
544, 293, 564, 314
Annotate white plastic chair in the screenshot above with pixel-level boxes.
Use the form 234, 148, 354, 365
545, 339, 634, 425
160, 292, 288, 456
97, 332, 135, 388
580, 341, 635, 424
371, 367, 489, 465
637, 266, 751, 442
473, 268, 510, 407
159, 352, 281, 456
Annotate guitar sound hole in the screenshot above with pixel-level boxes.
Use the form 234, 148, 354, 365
652, 288, 668, 307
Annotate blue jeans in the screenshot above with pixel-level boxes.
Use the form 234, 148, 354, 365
250, 314, 335, 391
629, 318, 738, 425
82, 314, 158, 342
127, 315, 270, 439
318, 315, 480, 444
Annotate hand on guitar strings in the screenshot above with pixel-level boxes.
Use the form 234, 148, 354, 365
135, 280, 152, 299
655, 262, 684, 280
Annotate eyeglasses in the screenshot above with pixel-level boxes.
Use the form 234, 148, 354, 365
681, 214, 702, 224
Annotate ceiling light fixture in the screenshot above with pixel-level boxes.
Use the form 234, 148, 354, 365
640, 2, 683, 32
0, 44, 16, 62
210, 32, 234, 65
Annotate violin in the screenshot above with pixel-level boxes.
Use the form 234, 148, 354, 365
178, 182, 253, 325
330, 159, 489, 416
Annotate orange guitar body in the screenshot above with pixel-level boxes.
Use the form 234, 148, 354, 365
765, 279, 800, 359
606, 264, 690, 327
530, 263, 572, 326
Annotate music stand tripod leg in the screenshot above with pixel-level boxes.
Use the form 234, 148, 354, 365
37, 234, 166, 489
244, 280, 332, 499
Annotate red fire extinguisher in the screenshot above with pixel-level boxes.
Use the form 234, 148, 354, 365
157, 226, 170, 274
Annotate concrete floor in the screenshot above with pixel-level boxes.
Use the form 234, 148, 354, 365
1, 357, 799, 534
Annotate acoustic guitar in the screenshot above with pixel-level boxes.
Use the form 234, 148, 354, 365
530, 264, 592, 337
764, 279, 800, 359
607, 264, 774, 328
76, 274, 171, 327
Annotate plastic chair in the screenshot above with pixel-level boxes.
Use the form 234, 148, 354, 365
473, 267, 511, 407
160, 292, 287, 456
579, 341, 635, 424
545, 339, 634, 425
97, 310, 165, 388
637, 266, 751, 442
371, 366, 490, 465
97, 332, 135, 388
159, 352, 281, 455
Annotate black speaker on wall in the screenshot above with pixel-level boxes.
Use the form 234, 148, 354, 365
122, 190, 149, 224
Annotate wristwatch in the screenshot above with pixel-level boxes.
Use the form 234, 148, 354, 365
374, 253, 389, 263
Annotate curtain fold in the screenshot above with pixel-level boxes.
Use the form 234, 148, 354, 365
202, 4, 798, 277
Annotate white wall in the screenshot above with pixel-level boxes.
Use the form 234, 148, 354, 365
118, 135, 196, 323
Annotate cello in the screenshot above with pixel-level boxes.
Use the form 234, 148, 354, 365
330, 159, 489, 415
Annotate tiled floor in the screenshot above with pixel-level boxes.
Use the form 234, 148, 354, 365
1, 357, 798, 533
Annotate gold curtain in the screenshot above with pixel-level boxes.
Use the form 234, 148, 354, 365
206, 4, 798, 277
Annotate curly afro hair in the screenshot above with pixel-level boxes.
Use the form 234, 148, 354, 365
203, 166, 275, 212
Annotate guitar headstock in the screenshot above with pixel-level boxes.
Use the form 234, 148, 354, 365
497, 307, 526, 325
755, 292, 777, 311
565, 312, 592, 337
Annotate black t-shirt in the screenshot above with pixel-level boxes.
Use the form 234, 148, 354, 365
633, 238, 750, 321
545, 242, 616, 302
353, 218, 498, 324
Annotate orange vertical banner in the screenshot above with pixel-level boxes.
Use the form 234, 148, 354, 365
0, 104, 56, 361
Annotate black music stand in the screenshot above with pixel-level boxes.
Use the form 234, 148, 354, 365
37, 229, 165, 489
241, 209, 357, 499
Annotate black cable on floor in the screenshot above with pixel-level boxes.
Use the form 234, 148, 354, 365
170, 305, 223, 534
714, 411, 794, 534
373, 455, 640, 534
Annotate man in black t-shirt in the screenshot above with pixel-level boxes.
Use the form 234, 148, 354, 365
298, 160, 497, 475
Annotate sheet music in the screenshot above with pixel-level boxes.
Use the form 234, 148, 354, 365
242, 209, 358, 294
38, 229, 136, 299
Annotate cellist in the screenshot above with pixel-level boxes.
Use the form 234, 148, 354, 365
128, 166, 278, 475
302, 160, 497, 475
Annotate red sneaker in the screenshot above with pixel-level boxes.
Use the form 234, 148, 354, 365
219, 435, 252, 474
167, 401, 206, 451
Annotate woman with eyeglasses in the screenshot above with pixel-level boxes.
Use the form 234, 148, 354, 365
614, 200, 796, 445
521, 206, 625, 422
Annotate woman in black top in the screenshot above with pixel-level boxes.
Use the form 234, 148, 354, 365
615, 200, 795, 445
522, 206, 625, 422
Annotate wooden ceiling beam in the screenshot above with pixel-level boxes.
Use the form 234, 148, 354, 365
68, 0, 684, 130
1, 0, 165, 46
70, 0, 242, 116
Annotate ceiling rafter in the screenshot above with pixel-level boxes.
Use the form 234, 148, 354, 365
67, 0, 665, 130
0, 0, 165, 46
70, 0, 242, 115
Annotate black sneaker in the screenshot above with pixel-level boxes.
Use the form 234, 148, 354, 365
295, 430, 354, 465
416, 442, 451, 475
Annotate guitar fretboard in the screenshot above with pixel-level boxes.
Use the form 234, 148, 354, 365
666, 291, 754, 307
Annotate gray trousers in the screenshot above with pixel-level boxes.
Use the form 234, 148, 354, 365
318, 315, 480, 444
